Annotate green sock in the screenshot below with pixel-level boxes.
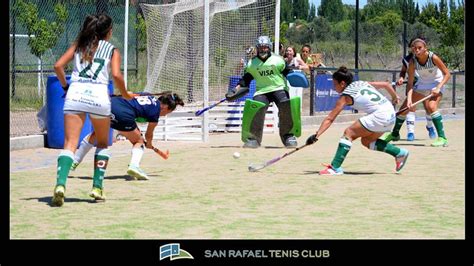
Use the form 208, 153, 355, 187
56, 150, 74, 187
431, 111, 446, 139
392, 115, 406, 137
331, 138, 352, 168
93, 148, 110, 189
371, 139, 401, 157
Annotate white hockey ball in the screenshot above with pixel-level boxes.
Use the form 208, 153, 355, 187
233, 152, 241, 159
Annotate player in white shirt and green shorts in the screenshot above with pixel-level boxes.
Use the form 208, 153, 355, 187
51, 14, 132, 207
305, 66, 409, 175
382, 37, 451, 147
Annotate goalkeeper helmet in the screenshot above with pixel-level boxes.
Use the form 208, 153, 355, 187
256, 36, 272, 60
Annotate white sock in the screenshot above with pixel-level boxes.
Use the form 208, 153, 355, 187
425, 114, 433, 128
129, 146, 144, 168
406, 111, 416, 134
74, 136, 94, 163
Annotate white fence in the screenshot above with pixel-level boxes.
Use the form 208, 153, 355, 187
137, 102, 279, 141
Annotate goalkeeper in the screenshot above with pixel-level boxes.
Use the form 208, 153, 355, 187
225, 36, 302, 148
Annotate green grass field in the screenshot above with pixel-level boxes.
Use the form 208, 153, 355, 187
10, 119, 464, 239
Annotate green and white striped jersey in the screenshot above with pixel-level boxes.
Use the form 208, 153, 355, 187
342, 81, 390, 114
71, 40, 115, 85
413, 51, 443, 90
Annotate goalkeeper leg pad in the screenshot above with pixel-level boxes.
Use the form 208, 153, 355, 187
277, 97, 301, 144
241, 99, 268, 145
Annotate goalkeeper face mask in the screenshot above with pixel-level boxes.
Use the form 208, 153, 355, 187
256, 36, 272, 60
257, 45, 271, 60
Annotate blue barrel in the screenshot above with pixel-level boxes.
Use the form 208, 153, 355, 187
228, 75, 256, 102
46, 75, 114, 149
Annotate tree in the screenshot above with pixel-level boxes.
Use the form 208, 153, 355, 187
279, 22, 289, 45
134, 13, 147, 52
293, 0, 310, 21
318, 0, 344, 22
280, 0, 293, 22
285, 20, 313, 44
311, 16, 332, 42
400, 0, 417, 23
417, 2, 439, 27
361, 0, 399, 22
342, 4, 355, 20
368, 10, 402, 33
15, 0, 68, 98
308, 3, 316, 22
15, 0, 68, 59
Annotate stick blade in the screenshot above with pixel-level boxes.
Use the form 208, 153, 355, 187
248, 163, 265, 172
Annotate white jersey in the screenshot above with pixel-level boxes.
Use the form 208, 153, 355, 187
71, 40, 115, 85
413, 51, 444, 90
289, 57, 300, 67
342, 81, 392, 114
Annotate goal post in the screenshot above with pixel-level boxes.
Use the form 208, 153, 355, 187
140, 0, 278, 142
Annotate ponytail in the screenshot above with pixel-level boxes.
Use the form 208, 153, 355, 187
159, 93, 184, 111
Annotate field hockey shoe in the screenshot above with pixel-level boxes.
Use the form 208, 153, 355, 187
51, 185, 65, 207
319, 163, 344, 175
395, 149, 409, 172
426, 126, 437, 139
284, 135, 298, 148
406, 132, 415, 141
70, 161, 80, 171
127, 165, 149, 180
380, 132, 400, 142
89, 187, 106, 201
431, 137, 448, 147
243, 139, 260, 149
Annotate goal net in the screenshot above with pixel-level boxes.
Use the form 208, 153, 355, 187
140, 0, 276, 105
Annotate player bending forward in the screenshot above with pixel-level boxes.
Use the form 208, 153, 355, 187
305, 66, 409, 175
71, 93, 184, 180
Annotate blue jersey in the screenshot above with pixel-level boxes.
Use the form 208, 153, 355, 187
125, 95, 161, 122
110, 95, 161, 131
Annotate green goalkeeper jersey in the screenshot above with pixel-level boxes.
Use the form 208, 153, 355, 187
244, 53, 288, 96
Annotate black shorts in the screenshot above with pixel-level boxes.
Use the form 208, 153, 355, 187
253, 89, 290, 105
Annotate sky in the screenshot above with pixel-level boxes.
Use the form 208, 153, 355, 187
309, 0, 442, 9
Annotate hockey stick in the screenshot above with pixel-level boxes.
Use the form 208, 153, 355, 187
195, 97, 226, 116
152, 146, 170, 160
110, 90, 172, 97
396, 94, 432, 116
248, 142, 314, 172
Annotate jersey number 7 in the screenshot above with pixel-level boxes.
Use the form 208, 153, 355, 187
79, 58, 105, 80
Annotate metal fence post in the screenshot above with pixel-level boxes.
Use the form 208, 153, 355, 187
309, 67, 315, 116
452, 73, 456, 108
11, 0, 16, 98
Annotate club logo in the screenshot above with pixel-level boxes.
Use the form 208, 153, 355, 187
159, 243, 194, 261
